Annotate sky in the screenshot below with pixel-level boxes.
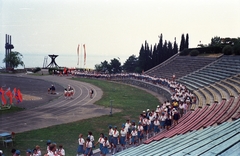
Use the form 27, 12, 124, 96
0, 0, 240, 69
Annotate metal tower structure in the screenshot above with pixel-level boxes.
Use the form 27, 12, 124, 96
46, 54, 59, 68
5, 34, 14, 69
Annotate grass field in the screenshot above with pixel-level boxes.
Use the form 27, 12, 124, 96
0, 78, 161, 156
0, 106, 24, 115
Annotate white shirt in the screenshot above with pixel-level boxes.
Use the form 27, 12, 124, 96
98, 137, 105, 144
125, 122, 131, 131
137, 125, 143, 131
131, 130, 138, 136
109, 128, 113, 136
88, 135, 94, 142
120, 129, 127, 137
86, 141, 93, 148
142, 118, 148, 126
37, 150, 41, 156
47, 151, 54, 156
58, 149, 65, 156
103, 140, 110, 147
154, 120, 160, 126
160, 115, 166, 121
112, 130, 119, 137
149, 116, 155, 122
78, 138, 85, 145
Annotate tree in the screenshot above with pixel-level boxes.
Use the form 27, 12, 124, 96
233, 38, 240, 55
222, 45, 233, 55
109, 58, 121, 73
185, 33, 189, 49
180, 34, 185, 51
157, 34, 163, 64
173, 37, 178, 54
210, 36, 221, 46
3, 51, 24, 69
94, 60, 110, 73
122, 55, 138, 72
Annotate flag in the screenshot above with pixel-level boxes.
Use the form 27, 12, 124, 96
63, 67, 67, 74
17, 89, 23, 103
14, 89, 22, 104
83, 44, 86, 65
0, 88, 6, 105
12, 88, 16, 97
5, 90, 13, 104
77, 44, 80, 65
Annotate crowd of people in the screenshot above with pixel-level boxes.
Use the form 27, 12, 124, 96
74, 72, 194, 156
5, 141, 65, 156
2, 72, 194, 156
76, 98, 191, 156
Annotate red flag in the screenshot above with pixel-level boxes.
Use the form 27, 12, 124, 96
83, 44, 86, 65
12, 88, 16, 97
17, 89, 23, 103
0, 88, 7, 105
63, 67, 67, 74
5, 90, 13, 104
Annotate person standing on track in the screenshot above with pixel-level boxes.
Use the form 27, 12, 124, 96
89, 89, 94, 98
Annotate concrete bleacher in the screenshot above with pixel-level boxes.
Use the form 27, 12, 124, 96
114, 118, 240, 156
145, 55, 217, 79
112, 55, 240, 156
177, 55, 240, 108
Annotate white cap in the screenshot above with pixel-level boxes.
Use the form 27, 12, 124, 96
147, 109, 150, 111
143, 111, 146, 113
157, 105, 160, 108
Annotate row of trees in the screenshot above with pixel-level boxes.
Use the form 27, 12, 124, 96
183, 36, 240, 56
95, 33, 189, 73
95, 35, 240, 74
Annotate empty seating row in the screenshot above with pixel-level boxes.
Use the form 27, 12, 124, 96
146, 55, 217, 79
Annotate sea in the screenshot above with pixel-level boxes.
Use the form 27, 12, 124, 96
0, 53, 129, 70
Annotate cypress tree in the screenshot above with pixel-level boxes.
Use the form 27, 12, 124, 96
173, 37, 178, 54
180, 34, 185, 51
185, 33, 189, 49
157, 34, 163, 64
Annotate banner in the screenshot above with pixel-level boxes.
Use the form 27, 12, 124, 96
83, 44, 86, 65
77, 44, 80, 65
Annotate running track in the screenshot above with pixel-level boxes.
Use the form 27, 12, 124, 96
0, 74, 115, 133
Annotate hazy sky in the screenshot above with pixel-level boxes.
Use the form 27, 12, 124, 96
1, 0, 240, 68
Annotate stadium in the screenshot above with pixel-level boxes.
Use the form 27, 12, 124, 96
1, 49, 239, 156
